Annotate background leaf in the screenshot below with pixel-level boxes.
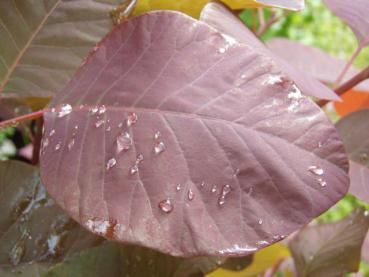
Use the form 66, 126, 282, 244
41, 10, 348, 257
200, 2, 340, 101
289, 209, 369, 277
324, 0, 369, 45
0, 160, 102, 267
0, 0, 135, 102
266, 38, 369, 92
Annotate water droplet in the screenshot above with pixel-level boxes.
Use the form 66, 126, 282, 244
154, 131, 161, 140
263, 74, 283, 86
211, 185, 217, 193
57, 104, 72, 118
154, 141, 166, 155
86, 219, 111, 236
117, 132, 132, 152
106, 126, 111, 132
200, 181, 205, 188
106, 158, 117, 170
188, 189, 194, 201
98, 105, 106, 115
9, 240, 25, 266
137, 154, 144, 163
118, 122, 123, 128
318, 142, 323, 148
127, 112, 138, 127
218, 184, 232, 206
360, 153, 369, 163
95, 119, 105, 128
158, 199, 173, 213
49, 130, 55, 136
90, 106, 99, 114
258, 219, 263, 225
176, 184, 181, 191
41, 137, 49, 152
68, 138, 75, 150
130, 164, 138, 175
74, 125, 79, 130
55, 142, 61, 151
218, 47, 226, 54
308, 166, 324, 176
318, 178, 327, 187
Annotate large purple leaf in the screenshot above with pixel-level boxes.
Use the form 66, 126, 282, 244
324, 0, 369, 45
266, 38, 369, 92
336, 109, 369, 203
199, 2, 340, 101
289, 209, 369, 277
40, 11, 349, 257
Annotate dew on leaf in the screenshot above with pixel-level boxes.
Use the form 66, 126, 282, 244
117, 132, 132, 152
49, 130, 55, 136
211, 185, 217, 193
9, 239, 25, 266
154, 131, 161, 140
188, 189, 194, 201
90, 106, 99, 114
95, 119, 105, 128
176, 184, 181, 191
258, 219, 263, 225
55, 142, 61, 151
308, 166, 324, 176
318, 178, 327, 187
68, 138, 75, 150
86, 219, 112, 236
106, 158, 117, 170
98, 105, 106, 115
130, 164, 138, 175
158, 199, 173, 213
154, 141, 166, 155
127, 112, 138, 127
57, 104, 72, 118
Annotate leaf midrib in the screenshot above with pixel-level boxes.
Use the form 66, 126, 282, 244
0, 0, 62, 91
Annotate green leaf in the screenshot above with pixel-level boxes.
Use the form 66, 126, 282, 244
289, 209, 369, 277
0, 263, 50, 277
0, 0, 135, 102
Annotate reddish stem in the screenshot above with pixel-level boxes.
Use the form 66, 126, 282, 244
335, 43, 364, 86
0, 109, 45, 129
257, 11, 287, 37
318, 65, 369, 107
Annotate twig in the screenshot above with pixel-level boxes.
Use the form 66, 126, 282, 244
318, 65, 369, 107
257, 11, 287, 37
0, 110, 44, 129
258, 8, 265, 28
335, 41, 365, 86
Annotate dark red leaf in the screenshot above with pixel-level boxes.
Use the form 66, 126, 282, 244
199, 2, 340, 101
40, 11, 349, 257
289, 209, 369, 277
336, 109, 369, 204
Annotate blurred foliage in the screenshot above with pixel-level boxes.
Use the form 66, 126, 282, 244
0, 127, 16, 160
240, 0, 369, 69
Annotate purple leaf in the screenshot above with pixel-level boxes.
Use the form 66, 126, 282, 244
40, 11, 349, 257
199, 2, 340, 101
336, 109, 369, 203
266, 38, 369, 92
325, 0, 369, 45
289, 209, 369, 277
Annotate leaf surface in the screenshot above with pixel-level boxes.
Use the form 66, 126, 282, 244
134, 0, 304, 18
40, 10, 349, 257
289, 209, 369, 277
266, 38, 369, 92
324, 0, 369, 45
200, 2, 340, 101
0, 0, 135, 101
